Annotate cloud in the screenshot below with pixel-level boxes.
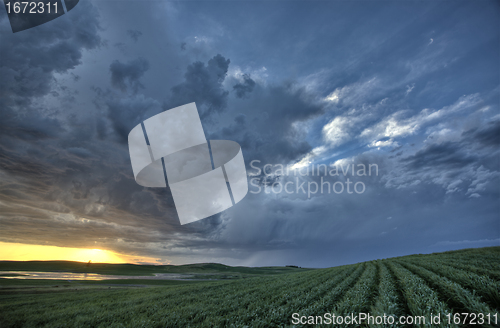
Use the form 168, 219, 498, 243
105, 94, 162, 143
127, 29, 143, 42
109, 57, 150, 93
402, 142, 476, 169
381, 125, 500, 197
213, 82, 325, 165
320, 97, 388, 148
463, 119, 500, 147
323, 116, 357, 147
323, 78, 379, 106
233, 74, 256, 98
405, 83, 415, 95
361, 94, 482, 143
0, 3, 193, 260
168, 54, 230, 118
0, 1, 101, 141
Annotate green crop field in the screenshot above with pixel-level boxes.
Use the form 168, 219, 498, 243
0, 247, 498, 327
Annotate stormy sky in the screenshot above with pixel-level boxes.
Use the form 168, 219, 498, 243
0, 0, 498, 267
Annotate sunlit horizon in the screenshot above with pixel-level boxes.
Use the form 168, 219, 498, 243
0, 242, 163, 264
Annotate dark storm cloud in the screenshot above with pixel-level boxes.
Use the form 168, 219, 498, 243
0, 3, 98, 144
81, 51, 329, 257
402, 142, 476, 170
126, 29, 143, 42
105, 94, 162, 143
0, 127, 183, 250
0, 1, 101, 97
0, 113, 63, 141
211, 83, 325, 164
0, 0, 101, 140
109, 57, 150, 93
463, 119, 500, 147
168, 54, 230, 118
15, 53, 244, 253
104, 54, 231, 143
233, 74, 256, 98
0, 1, 183, 256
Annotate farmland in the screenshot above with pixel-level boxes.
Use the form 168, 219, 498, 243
0, 247, 499, 327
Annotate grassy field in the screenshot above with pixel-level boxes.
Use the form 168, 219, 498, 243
0, 247, 499, 327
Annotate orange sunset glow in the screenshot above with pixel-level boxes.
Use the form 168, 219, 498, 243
0, 242, 159, 264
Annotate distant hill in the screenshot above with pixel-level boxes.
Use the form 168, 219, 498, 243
0, 260, 309, 276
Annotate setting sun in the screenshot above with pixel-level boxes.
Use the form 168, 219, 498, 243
0, 242, 128, 263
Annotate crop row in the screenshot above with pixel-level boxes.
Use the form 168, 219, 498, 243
396, 261, 497, 328
369, 262, 406, 328
388, 261, 458, 328
401, 258, 500, 310
293, 263, 366, 323
330, 262, 377, 327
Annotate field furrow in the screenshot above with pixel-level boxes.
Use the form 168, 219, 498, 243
388, 261, 458, 328
266, 265, 366, 325
396, 260, 498, 327
369, 261, 408, 328
404, 258, 500, 310
290, 262, 367, 325
329, 262, 378, 327
429, 258, 500, 281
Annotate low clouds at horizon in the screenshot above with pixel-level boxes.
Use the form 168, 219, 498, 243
0, 1, 498, 267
